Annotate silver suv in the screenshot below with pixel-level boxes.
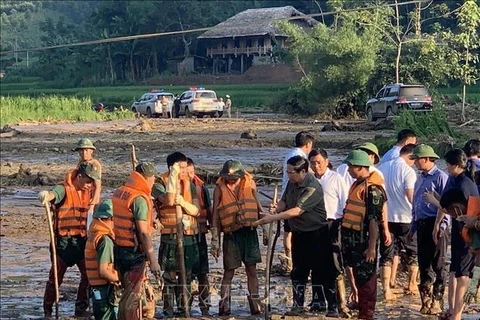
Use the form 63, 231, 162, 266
178, 88, 223, 118
131, 90, 174, 117
365, 84, 433, 121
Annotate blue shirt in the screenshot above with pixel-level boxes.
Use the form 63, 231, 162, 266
444, 172, 479, 198
411, 165, 449, 232
380, 145, 401, 164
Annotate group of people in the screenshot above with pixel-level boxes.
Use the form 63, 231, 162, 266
37, 132, 480, 320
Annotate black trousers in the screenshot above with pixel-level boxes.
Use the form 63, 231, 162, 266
417, 218, 447, 288
291, 225, 337, 310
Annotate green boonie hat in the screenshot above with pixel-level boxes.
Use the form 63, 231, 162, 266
78, 162, 101, 181
410, 144, 439, 160
135, 162, 157, 177
220, 160, 245, 180
356, 142, 380, 164
344, 150, 373, 167
74, 138, 96, 151
93, 199, 113, 219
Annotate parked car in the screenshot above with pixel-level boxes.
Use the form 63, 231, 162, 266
177, 87, 223, 118
365, 84, 433, 121
131, 90, 174, 117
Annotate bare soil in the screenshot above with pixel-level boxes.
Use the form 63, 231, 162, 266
1, 116, 479, 319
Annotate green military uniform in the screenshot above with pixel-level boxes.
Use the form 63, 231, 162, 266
152, 179, 200, 317
91, 236, 117, 320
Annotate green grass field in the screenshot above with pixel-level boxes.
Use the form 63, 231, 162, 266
0, 79, 291, 110
437, 86, 480, 104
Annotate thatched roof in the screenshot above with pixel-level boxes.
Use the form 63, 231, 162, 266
198, 6, 317, 39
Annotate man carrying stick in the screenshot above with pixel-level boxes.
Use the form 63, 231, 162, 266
38, 162, 100, 318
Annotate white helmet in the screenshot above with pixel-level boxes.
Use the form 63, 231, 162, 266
226, 95, 230, 99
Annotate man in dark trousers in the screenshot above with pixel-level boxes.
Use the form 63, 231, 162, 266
341, 150, 387, 320
255, 155, 338, 317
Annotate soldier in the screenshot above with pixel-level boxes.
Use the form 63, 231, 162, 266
211, 160, 264, 316
407, 144, 449, 315
113, 162, 161, 320
280, 131, 315, 275
74, 138, 102, 228
308, 148, 351, 317
256, 155, 338, 317
341, 150, 387, 320
153, 152, 200, 318
38, 162, 101, 318
85, 199, 120, 320
187, 158, 212, 316
378, 144, 419, 297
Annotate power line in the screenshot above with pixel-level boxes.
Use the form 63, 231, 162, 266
0, 0, 427, 55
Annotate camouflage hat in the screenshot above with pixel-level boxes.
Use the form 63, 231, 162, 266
220, 160, 245, 180
78, 162, 101, 181
135, 162, 157, 177
409, 144, 439, 160
74, 138, 96, 151
344, 150, 373, 167
356, 142, 380, 164
93, 199, 113, 219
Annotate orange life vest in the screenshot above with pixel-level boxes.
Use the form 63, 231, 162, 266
85, 219, 116, 286
54, 169, 91, 237
341, 171, 385, 232
461, 196, 480, 244
112, 171, 154, 249
157, 173, 198, 235
192, 174, 209, 233
216, 173, 259, 234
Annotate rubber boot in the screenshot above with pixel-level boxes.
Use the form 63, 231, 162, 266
419, 284, 432, 315
174, 282, 192, 317
429, 284, 444, 315
219, 284, 232, 316
380, 266, 396, 301
162, 282, 176, 318
291, 281, 306, 314
247, 293, 262, 315
336, 275, 352, 318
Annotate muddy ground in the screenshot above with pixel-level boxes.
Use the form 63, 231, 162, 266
1, 116, 479, 319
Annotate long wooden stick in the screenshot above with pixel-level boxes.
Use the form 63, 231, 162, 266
264, 184, 278, 319
175, 181, 189, 317
44, 202, 60, 320
131, 144, 138, 170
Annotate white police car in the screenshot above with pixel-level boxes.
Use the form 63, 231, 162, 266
131, 89, 174, 117
178, 87, 223, 118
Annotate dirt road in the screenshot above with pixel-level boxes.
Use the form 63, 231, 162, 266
1, 117, 478, 319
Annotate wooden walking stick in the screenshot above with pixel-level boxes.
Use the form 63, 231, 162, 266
43, 202, 60, 320
131, 144, 138, 169
175, 179, 190, 317
264, 184, 278, 319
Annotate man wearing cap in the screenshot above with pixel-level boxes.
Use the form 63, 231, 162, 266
379, 129, 417, 164
340, 150, 387, 320
152, 152, 200, 317
225, 95, 232, 118
212, 159, 264, 316
378, 144, 419, 297
85, 199, 119, 320
187, 158, 212, 316
407, 144, 449, 315
74, 138, 103, 228
337, 142, 392, 303
255, 155, 338, 317
38, 162, 101, 317
113, 162, 161, 320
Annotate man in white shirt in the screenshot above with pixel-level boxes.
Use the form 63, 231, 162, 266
280, 131, 314, 274
309, 148, 351, 317
378, 143, 418, 299
380, 129, 417, 164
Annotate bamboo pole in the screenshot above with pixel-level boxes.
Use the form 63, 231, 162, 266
175, 180, 189, 317
264, 184, 278, 319
43, 202, 60, 320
